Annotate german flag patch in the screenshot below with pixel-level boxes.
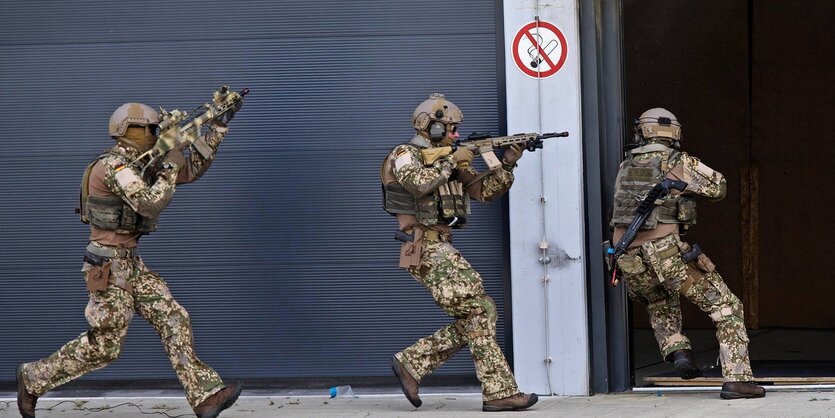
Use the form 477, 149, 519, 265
394, 149, 413, 169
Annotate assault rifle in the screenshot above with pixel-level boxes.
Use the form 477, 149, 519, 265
422, 131, 569, 170
604, 178, 688, 286
134, 85, 249, 170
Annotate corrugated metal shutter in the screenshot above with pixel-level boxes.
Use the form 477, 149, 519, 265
0, 0, 507, 382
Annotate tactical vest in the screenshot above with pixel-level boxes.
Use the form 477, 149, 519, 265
380, 143, 470, 228
611, 143, 697, 229
78, 152, 158, 234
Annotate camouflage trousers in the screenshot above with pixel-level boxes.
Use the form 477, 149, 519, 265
620, 234, 753, 382
20, 254, 224, 407
396, 241, 519, 401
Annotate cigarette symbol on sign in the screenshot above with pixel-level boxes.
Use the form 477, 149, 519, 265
512, 20, 568, 78
526, 35, 559, 68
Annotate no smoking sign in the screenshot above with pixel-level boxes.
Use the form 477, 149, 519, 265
512, 20, 568, 78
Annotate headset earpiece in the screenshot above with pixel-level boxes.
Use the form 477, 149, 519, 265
428, 122, 446, 141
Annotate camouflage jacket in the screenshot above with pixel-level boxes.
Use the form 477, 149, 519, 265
612, 147, 726, 247
87, 125, 227, 246
391, 143, 514, 203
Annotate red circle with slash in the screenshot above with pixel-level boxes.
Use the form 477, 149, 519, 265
512, 20, 568, 78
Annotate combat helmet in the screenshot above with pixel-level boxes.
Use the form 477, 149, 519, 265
109, 102, 159, 138
634, 107, 682, 144
412, 93, 463, 141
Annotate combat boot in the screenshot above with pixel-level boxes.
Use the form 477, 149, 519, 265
720, 382, 766, 399
16, 365, 38, 418
391, 356, 421, 407
482, 392, 538, 412
670, 349, 703, 380
193, 382, 243, 418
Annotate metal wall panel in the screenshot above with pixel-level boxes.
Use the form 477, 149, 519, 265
0, 0, 507, 382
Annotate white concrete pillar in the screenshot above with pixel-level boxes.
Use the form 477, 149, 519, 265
503, 0, 589, 396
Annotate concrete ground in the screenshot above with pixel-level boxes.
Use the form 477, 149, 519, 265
4, 329, 832, 417
2, 388, 835, 417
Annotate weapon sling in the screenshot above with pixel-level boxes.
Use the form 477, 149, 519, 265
607, 178, 688, 286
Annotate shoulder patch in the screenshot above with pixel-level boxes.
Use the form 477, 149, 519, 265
115, 167, 142, 190
102, 154, 129, 169
694, 160, 713, 175
394, 150, 413, 170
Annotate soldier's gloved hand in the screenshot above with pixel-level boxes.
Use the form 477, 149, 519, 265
213, 100, 243, 127
502, 143, 524, 166
451, 147, 474, 167
159, 162, 181, 180
162, 143, 187, 168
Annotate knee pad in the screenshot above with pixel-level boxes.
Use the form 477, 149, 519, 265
468, 295, 496, 321
480, 296, 497, 319
461, 296, 498, 339
709, 293, 744, 323
160, 302, 192, 340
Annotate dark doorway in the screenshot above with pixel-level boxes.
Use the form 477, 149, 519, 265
622, 0, 835, 386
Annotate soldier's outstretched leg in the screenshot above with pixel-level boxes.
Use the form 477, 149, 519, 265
394, 322, 467, 407
132, 263, 241, 416
681, 264, 765, 399
19, 285, 133, 417
397, 242, 536, 412
395, 323, 468, 383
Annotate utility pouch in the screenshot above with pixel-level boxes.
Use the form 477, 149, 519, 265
615, 253, 647, 275
83, 258, 111, 292
677, 198, 697, 224
695, 253, 716, 273
438, 181, 468, 226
399, 229, 423, 268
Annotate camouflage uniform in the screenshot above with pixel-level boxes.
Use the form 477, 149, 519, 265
385, 142, 520, 401
20, 124, 228, 407
614, 149, 754, 382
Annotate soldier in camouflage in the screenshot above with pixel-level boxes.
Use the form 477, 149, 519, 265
16, 102, 243, 418
612, 108, 765, 399
381, 93, 537, 412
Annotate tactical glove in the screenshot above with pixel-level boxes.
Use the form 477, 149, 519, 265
213, 100, 243, 127
451, 147, 474, 167
502, 143, 524, 166
162, 143, 187, 168
159, 162, 180, 175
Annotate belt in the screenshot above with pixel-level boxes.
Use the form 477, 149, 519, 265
423, 230, 450, 242
656, 245, 680, 260
86, 242, 134, 258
